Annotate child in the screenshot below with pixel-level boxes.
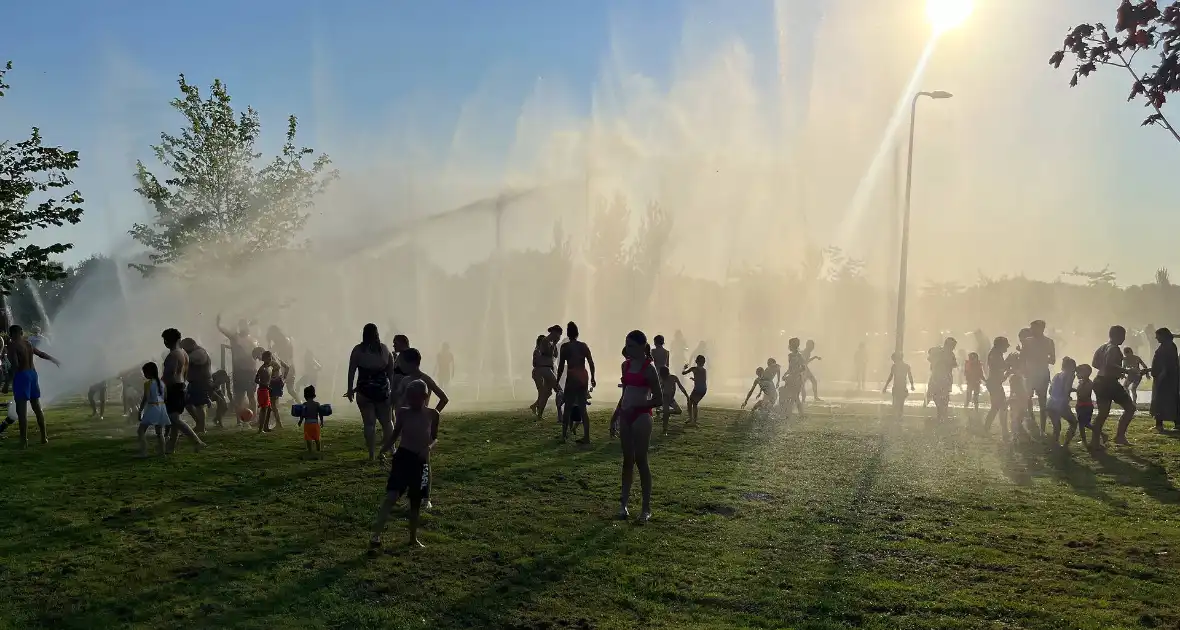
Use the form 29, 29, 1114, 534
119, 366, 142, 421
296, 385, 326, 457
682, 355, 707, 425
254, 351, 277, 434
137, 362, 171, 457
1074, 364, 1106, 445
1047, 357, 1078, 449
882, 352, 914, 420
1122, 347, 1148, 404
370, 380, 439, 550
1008, 369, 1031, 442
741, 366, 778, 418
964, 352, 984, 411
780, 338, 806, 419
658, 365, 689, 436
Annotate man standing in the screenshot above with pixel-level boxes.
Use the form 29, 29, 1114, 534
162, 328, 206, 453
217, 314, 259, 416
181, 337, 225, 432
3, 324, 61, 447
1023, 320, 1056, 435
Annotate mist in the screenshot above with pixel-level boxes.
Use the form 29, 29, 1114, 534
17, 0, 1178, 404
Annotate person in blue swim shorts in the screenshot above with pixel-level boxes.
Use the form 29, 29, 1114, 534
4, 325, 62, 448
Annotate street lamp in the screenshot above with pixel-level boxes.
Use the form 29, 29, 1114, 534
894, 90, 953, 354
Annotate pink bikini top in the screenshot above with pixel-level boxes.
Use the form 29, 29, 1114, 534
621, 359, 652, 387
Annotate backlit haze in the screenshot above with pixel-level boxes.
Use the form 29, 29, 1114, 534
2, 0, 1176, 401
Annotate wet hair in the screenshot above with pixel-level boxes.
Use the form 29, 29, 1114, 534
891, 352, 903, 362
944, 337, 957, 349
695, 354, 706, 365
625, 329, 647, 348
536, 334, 547, 347
993, 336, 1009, 348
1123, 347, 1134, 356
968, 352, 979, 360
405, 379, 428, 405
788, 337, 801, 350
767, 357, 777, 366
1109, 325, 1126, 339
1018, 328, 1032, 341
260, 350, 273, 364
8, 325, 21, 338
401, 348, 423, 367
1031, 319, 1046, 329
567, 321, 580, 340
362, 323, 381, 351
161, 328, 182, 347
547, 325, 563, 336
142, 361, 163, 395
1076, 363, 1093, 377
304, 385, 316, 401
1158, 327, 1174, 339
179, 337, 197, 352
392, 334, 410, 350
756, 367, 764, 376
252, 346, 264, 360
1062, 356, 1077, 370
654, 335, 665, 346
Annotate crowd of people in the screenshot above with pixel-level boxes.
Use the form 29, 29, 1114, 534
4, 313, 1179, 547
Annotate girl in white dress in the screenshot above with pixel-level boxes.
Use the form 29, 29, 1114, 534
137, 362, 171, 457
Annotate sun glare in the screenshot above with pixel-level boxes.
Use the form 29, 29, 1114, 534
926, 0, 973, 33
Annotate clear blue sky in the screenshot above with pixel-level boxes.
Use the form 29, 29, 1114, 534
3, 0, 1176, 283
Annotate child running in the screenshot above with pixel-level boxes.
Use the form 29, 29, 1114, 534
658, 365, 689, 436
963, 352, 984, 411
297, 385, 327, 457
1046, 357, 1079, 449
1075, 364, 1103, 445
682, 355, 707, 425
741, 367, 778, 417
1122, 346, 1148, 404
370, 380, 439, 550
983, 337, 1011, 439
136, 362, 170, 458
1008, 368, 1031, 442
882, 352, 914, 420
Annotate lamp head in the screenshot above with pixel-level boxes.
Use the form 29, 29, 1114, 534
928, 90, 954, 99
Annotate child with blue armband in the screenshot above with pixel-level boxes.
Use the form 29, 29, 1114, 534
293, 385, 331, 458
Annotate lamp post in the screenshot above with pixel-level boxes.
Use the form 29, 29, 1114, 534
894, 90, 953, 355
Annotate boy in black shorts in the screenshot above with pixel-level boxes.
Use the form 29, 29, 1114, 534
1090, 325, 1136, 448
370, 380, 439, 550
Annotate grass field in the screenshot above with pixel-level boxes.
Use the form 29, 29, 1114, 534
1, 399, 1179, 629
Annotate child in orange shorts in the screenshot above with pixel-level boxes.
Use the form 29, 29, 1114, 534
295, 385, 328, 457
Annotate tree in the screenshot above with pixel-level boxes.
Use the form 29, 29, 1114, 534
130, 75, 337, 276
0, 61, 85, 294
1049, 0, 1180, 142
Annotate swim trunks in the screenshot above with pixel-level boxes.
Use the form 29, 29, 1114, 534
11, 370, 40, 402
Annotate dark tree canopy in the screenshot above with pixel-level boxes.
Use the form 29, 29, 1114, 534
130, 74, 337, 276
0, 61, 85, 294
1050, 0, 1180, 142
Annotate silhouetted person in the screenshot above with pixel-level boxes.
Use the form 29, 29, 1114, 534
983, 337, 1011, 438
1150, 327, 1179, 432
853, 342, 867, 391
882, 352, 913, 420
929, 337, 958, 424
436, 342, 455, 388
556, 321, 596, 443
801, 340, 822, 402
1090, 325, 1136, 447
3, 324, 61, 447
1122, 346, 1149, 404
1022, 320, 1056, 435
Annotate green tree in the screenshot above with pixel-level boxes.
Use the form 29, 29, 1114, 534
1049, 0, 1180, 142
0, 61, 85, 294
130, 74, 337, 276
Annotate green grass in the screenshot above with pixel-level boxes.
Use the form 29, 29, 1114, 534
1, 399, 1179, 629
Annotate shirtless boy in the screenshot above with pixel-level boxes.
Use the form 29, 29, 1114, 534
5, 325, 61, 447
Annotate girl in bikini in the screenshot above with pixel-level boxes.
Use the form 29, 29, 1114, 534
617, 330, 662, 522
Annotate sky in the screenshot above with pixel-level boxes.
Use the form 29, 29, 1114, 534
2, 0, 1178, 285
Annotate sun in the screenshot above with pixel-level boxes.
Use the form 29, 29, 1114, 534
926, 0, 974, 33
